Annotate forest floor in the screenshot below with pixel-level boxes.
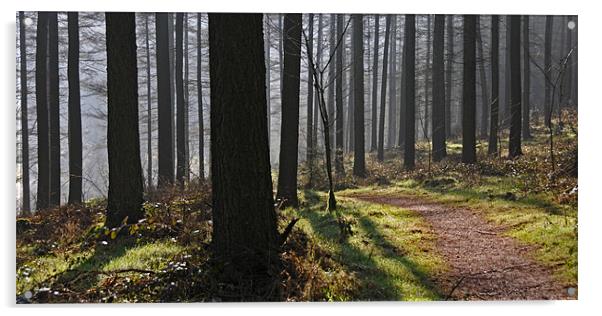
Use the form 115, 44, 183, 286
16, 116, 578, 302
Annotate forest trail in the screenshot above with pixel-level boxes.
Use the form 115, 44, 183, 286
350, 194, 574, 300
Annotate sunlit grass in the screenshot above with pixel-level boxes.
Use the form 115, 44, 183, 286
283, 191, 447, 301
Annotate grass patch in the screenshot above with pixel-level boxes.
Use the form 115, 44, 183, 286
282, 190, 447, 301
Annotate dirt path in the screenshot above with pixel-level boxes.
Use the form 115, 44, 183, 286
352, 194, 573, 300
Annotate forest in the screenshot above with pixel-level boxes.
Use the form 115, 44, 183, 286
15, 12, 578, 302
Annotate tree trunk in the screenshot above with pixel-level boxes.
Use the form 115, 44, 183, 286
169, 14, 176, 172
477, 17, 489, 139
176, 13, 186, 185
313, 15, 323, 151
265, 15, 271, 147
387, 16, 398, 148
503, 17, 511, 129
544, 15, 553, 127
424, 15, 431, 141
306, 14, 314, 184
403, 14, 416, 170
327, 14, 336, 164
208, 13, 280, 285
184, 14, 190, 182
445, 15, 454, 138
370, 14, 380, 152
522, 15, 532, 139
432, 15, 447, 162
105, 12, 144, 228
508, 15, 522, 159
48, 12, 60, 207
335, 14, 345, 175
156, 13, 174, 186
276, 14, 302, 208
19, 12, 31, 214
462, 15, 477, 164
197, 13, 205, 180
488, 15, 500, 155
377, 16, 391, 162
145, 14, 153, 188
398, 15, 407, 148
35, 12, 50, 211
352, 14, 365, 177
68, 12, 82, 204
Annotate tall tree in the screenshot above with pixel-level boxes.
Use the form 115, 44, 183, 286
105, 12, 144, 228
306, 14, 314, 183
175, 13, 186, 185
462, 15, 477, 164
397, 15, 407, 149
370, 14, 380, 152
424, 15, 432, 140
276, 14, 302, 207
265, 15, 271, 145
403, 14, 416, 170
67, 12, 82, 204
445, 15, 454, 138
476, 17, 489, 138
508, 15, 522, 159
35, 12, 49, 210
313, 15, 323, 151
522, 15, 532, 139
327, 14, 336, 162
145, 14, 153, 188
544, 15, 553, 127
156, 13, 174, 186
19, 11, 30, 214
184, 14, 190, 182
208, 13, 279, 281
48, 12, 60, 207
352, 14, 365, 177
334, 14, 345, 175
387, 16, 398, 147
502, 16, 511, 129
377, 15, 391, 162
432, 15, 447, 161
488, 15, 500, 155
197, 13, 205, 180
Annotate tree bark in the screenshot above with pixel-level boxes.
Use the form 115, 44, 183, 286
48, 12, 61, 207
403, 14, 416, 170
176, 13, 186, 185
105, 12, 144, 228
488, 15, 500, 155
377, 15, 391, 162
156, 13, 174, 186
19, 12, 31, 214
335, 14, 345, 175
68, 12, 82, 204
35, 12, 49, 211
522, 15, 532, 139
145, 14, 153, 188
352, 14, 365, 177
327, 14, 336, 163
462, 15, 477, 164
197, 13, 205, 180
477, 17, 489, 139
306, 14, 314, 183
544, 15, 553, 127
424, 15, 432, 140
508, 15, 522, 159
208, 13, 280, 283
432, 15, 447, 162
276, 14, 302, 208
387, 16, 398, 147
445, 15, 454, 138
370, 14, 380, 152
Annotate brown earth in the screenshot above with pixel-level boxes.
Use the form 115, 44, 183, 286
351, 194, 575, 301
